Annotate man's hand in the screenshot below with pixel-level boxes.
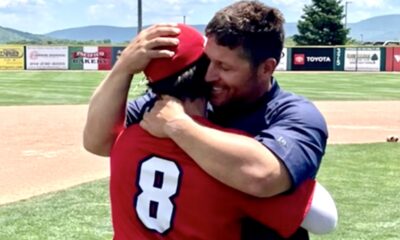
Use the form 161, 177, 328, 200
115, 23, 181, 75
140, 96, 191, 138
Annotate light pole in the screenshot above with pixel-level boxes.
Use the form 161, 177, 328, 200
345, 1, 352, 29
137, 0, 142, 34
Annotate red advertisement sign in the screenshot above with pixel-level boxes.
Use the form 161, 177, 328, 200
293, 54, 305, 65
98, 47, 112, 70
386, 47, 400, 71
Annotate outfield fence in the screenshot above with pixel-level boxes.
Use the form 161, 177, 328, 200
1, 45, 400, 71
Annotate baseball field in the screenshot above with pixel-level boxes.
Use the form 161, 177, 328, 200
0, 71, 399, 239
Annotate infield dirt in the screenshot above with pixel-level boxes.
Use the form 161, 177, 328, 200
1, 101, 399, 205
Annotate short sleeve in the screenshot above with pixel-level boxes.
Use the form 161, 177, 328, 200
126, 91, 156, 127
255, 100, 328, 188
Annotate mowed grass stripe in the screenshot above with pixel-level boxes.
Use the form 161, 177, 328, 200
276, 72, 400, 100
0, 71, 104, 105
1, 71, 400, 105
0, 71, 147, 106
0, 179, 112, 240
312, 143, 400, 240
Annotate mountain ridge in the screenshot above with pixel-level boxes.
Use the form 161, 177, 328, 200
0, 26, 50, 43
1, 14, 399, 44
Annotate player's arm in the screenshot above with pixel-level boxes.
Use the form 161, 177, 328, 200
140, 96, 327, 197
241, 180, 337, 237
83, 24, 180, 156
140, 96, 291, 197
83, 66, 132, 157
300, 182, 338, 234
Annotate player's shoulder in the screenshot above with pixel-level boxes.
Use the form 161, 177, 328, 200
193, 116, 250, 136
273, 90, 327, 127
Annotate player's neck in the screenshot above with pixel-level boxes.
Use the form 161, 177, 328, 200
183, 98, 207, 118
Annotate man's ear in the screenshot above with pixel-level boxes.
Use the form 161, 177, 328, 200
257, 58, 277, 79
264, 58, 277, 73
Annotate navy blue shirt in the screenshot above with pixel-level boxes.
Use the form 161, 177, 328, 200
126, 78, 328, 188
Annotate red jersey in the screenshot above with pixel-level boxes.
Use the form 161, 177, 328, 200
110, 117, 315, 240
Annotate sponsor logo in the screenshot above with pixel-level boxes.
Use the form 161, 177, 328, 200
336, 48, 342, 66
347, 52, 379, 62
370, 53, 379, 62
394, 55, 400, 62
72, 59, 109, 64
30, 51, 66, 60
116, 49, 123, 60
306, 56, 332, 62
72, 51, 106, 58
0, 49, 23, 58
293, 54, 305, 65
29, 62, 66, 67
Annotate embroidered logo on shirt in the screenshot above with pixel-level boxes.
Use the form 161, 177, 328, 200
277, 136, 287, 147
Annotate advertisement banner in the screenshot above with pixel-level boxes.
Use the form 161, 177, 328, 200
275, 48, 287, 71
0, 45, 24, 70
112, 46, 125, 68
334, 47, 345, 71
291, 48, 334, 71
344, 48, 381, 71
385, 47, 400, 71
69, 46, 84, 70
26, 46, 68, 70
82, 46, 99, 70
98, 46, 112, 70
112, 47, 125, 66
69, 46, 112, 70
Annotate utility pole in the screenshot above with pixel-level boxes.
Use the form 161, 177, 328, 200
137, 0, 142, 34
345, 1, 352, 29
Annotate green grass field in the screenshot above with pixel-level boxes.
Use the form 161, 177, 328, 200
1, 144, 399, 240
0, 71, 399, 239
0, 71, 399, 105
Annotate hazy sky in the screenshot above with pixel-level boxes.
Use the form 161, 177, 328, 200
0, 0, 399, 34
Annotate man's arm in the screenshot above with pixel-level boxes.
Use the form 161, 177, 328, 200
168, 118, 291, 197
140, 96, 291, 197
83, 24, 181, 156
83, 68, 132, 156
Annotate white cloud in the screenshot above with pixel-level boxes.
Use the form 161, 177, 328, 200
199, 0, 219, 3
0, 0, 51, 33
351, 0, 385, 8
0, 0, 23, 8
0, 0, 45, 8
270, 0, 400, 23
87, 3, 116, 20
340, 0, 400, 22
165, 0, 182, 4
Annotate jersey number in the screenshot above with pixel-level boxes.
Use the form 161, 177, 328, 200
135, 156, 181, 234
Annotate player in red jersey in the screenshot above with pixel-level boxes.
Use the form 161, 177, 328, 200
111, 120, 315, 239
109, 24, 336, 240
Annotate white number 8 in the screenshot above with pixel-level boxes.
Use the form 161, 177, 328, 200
135, 156, 181, 234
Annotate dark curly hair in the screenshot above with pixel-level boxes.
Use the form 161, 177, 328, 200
148, 54, 211, 101
205, 0, 285, 69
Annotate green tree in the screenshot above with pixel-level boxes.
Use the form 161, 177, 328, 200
293, 0, 349, 45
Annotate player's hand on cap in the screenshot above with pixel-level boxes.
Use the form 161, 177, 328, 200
116, 23, 181, 75
140, 95, 191, 138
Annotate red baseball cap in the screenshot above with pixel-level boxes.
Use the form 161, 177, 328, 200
144, 24, 205, 82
